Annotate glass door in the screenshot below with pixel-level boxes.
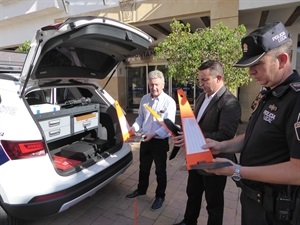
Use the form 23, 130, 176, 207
172, 78, 202, 107
127, 66, 147, 110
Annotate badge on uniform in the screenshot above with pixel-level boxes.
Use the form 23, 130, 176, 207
269, 104, 278, 111
290, 82, 300, 92
251, 92, 265, 113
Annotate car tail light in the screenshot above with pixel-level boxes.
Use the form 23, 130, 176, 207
30, 191, 65, 203
1, 140, 46, 159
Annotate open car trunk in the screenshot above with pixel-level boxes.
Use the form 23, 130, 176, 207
25, 85, 123, 175
18, 16, 153, 174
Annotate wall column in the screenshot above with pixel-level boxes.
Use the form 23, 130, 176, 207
210, 0, 259, 122
210, 0, 239, 28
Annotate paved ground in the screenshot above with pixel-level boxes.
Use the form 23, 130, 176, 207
25, 115, 246, 225
25, 142, 242, 225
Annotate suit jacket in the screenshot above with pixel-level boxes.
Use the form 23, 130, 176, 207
194, 85, 241, 161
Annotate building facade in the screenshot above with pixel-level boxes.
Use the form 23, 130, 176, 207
1, 0, 299, 121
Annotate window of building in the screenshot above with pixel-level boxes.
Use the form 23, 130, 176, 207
127, 66, 147, 109
126, 64, 202, 111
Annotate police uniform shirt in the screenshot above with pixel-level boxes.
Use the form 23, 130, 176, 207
240, 71, 300, 170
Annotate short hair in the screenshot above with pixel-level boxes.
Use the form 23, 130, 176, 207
148, 70, 165, 83
198, 60, 224, 78
269, 39, 293, 61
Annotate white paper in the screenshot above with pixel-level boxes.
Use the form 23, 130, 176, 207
182, 117, 209, 154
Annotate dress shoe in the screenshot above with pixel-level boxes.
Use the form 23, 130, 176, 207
125, 190, 145, 198
173, 220, 187, 225
151, 197, 164, 210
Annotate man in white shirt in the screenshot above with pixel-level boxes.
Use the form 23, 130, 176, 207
126, 70, 176, 210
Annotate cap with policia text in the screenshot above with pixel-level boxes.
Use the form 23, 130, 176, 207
234, 21, 291, 68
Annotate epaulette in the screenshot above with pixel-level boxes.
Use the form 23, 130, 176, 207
272, 85, 289, 97
290, 82, 300, 92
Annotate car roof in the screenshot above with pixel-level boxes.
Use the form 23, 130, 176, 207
20, 16, 153, 84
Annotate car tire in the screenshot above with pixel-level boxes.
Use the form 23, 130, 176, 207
0, 206, 23, 225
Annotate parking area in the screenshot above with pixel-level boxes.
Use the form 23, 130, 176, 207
25, 139, 242, 225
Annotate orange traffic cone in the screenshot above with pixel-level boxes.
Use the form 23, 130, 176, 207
115, 100, 134, 142
177, 88, 213, 170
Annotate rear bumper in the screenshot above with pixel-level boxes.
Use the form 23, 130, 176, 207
1, 151, 132, 220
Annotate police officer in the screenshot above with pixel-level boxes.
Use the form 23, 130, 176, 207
199, 22, 300, 225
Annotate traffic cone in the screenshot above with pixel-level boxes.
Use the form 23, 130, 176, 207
143, 103, 177, 137
177, 88, 213, 170
115, 100, 134, 142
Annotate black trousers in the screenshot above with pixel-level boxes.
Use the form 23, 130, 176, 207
137, 138, 169, 198
183, 170, 227, 225
240, 190, 290, 225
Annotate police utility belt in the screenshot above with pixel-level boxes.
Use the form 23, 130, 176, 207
236, 180, 300, 224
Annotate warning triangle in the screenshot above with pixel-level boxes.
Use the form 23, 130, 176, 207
143, 104, 177, 137
177, 88, 213, 170
115, 100, 134, 141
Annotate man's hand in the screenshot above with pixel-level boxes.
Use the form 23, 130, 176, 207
142, 132, 157, 142
172, 131, 185, 148
204, 158, 235, 176
202, 138, 223, 155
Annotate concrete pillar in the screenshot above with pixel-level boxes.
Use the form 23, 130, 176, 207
210, 0, 258, 122
210, 0, 239, 29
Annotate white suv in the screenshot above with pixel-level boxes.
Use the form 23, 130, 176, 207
0, 16, 152, 225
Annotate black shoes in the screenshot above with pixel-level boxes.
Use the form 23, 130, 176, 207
126, 190, 146, 198
126, 191, 164, 210
174, 220, 197, 225
173, 220, 187, 225
151, 197, 164, 210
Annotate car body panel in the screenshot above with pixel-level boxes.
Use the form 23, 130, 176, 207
0, 143, 131, 204
0, 78, 42, 141
0, 16, 152, 223
2, 150, 132, 220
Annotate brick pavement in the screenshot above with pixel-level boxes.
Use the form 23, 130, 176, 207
26, 140, 241, 225
25, 113, 246, 225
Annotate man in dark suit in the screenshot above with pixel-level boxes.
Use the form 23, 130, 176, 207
174, 60, 241, 225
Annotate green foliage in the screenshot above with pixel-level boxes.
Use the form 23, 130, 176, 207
154, 19, 252, 92
15, 40, 31, 53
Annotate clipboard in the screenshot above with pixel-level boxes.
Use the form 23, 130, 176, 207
164, 118, 182, 160
190, 161, 233, 169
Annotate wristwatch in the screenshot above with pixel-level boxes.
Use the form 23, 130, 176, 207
231, 164, 241, 181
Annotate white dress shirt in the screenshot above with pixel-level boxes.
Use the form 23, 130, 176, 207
132, 91, 176, 139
